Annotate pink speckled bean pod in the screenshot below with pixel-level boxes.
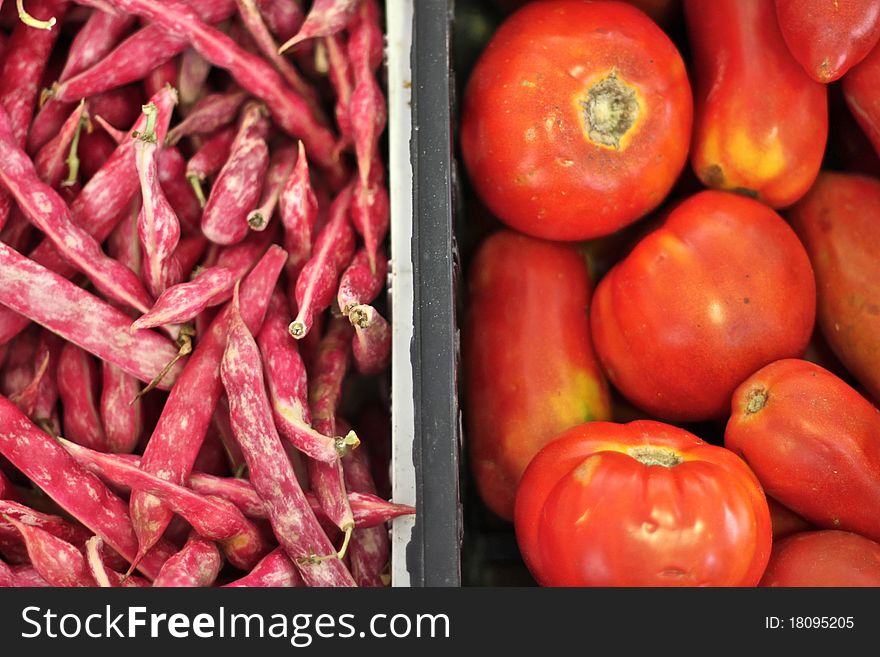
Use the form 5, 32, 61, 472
350, 304, 391, 376
152, 533, 222, 587
307, 316, 356, 541
247, 142, 297, 231
27, 8, 136, 154
223, 548, 303, 587
351, 155, 389, 273
85, 536, 150, 587
131, 267, 235, 331
100, 362, 142, 454
75, 0, 347, 187
220, 291, 356, 587
348, 11, 386, 188
53, 0, 237, 103
324, 32, 354, 144
185, 125, 237, 208
1, 515, 94, 587
135, 102, 182, 298
0, 398, 176, 579
167, 89, 248, 146
0, 0, 69, 230
129, 245, 285, 565
0, 242, 186, 388
33, 101, 88, 189
57, 342, 107, 452
341, 427, 389, 588
201, 102, 270, 245
279, 140, 319, 280
278, 0, 358, 52
182, 470, 415, 528
258, 290, 352, 464
58, 437, 270, 570
337, 245, 387, 317
288, 183, 355, 339
235, 0, 321, 115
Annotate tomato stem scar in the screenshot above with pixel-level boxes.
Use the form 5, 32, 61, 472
580, 70, 639, 149
746, 389, 768, 414
628, 445, 683, 467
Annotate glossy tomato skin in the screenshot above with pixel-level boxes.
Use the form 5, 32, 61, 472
590, 190, 815, 422
775, 0, 880, 83
461, 0, 692, 241
787, 172, 880, 403
464, 230, 611, 520
844, 46, 880, 155
514, 420, 772, 587
686, 0, 827, 207
725, 359, 880, 542
760, 530, 880, 587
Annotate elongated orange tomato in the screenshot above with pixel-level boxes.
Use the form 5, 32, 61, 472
685, 0, 827, 207
463, 230, 610, 520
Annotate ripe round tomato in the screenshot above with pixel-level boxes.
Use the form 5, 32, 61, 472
514, 420, 772, 587
590, 190, 815, 422
460, 0, 692, 241
760, 530, 880, 587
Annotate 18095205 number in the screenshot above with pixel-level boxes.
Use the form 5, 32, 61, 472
789, 617, 854, 629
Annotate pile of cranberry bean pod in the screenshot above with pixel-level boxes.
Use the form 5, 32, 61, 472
0, 0, 405, 588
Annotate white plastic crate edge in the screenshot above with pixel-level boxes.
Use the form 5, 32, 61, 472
387, 0, 416, 587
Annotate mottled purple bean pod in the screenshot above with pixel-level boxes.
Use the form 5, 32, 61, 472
220, 289, 356, 587
57, 342, 107, 452
289, 183, 355, 339
135, 102, 182, 298
201, 102, 270, 245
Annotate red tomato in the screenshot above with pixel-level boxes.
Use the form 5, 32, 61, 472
460, 0, 692, 241
760, 531, 880, 587
464, 230, 611, 520
590, 190, 815, 422
725, 359, 880, 542
775, 0, 880, 83
686, 0, 827, 207
514, 420, 772, 587
787, 172, 880, 404
844, 45, 880, 155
